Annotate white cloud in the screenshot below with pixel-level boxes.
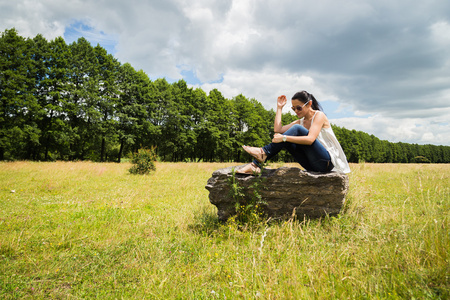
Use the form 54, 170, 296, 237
196, 68, 336, 109
331, 114, 450, 145
421, 132, 435, 143
430, 21, 450, 47
0, 0, 65, 39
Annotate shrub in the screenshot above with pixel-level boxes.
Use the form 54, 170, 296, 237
413, 155, 431, 163
128, 147, 157, 175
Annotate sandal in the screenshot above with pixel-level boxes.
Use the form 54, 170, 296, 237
235, 163, 261, 175
242, 146, 267, 163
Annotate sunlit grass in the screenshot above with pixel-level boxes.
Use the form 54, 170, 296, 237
0, 161, 448, 299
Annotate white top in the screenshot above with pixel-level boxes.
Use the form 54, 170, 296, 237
300, 112, 351, 174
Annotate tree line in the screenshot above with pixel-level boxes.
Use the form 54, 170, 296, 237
1, 28, 449, 164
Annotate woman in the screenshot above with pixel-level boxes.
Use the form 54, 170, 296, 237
238, 91, 351, 174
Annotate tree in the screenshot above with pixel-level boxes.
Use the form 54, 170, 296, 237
37, 36, 72, 160
169, 80, 196, 162
232, 94, 272, 162
67, 37, 100, 160
115, 64, 150, 162
93, 45, 120, 161
193, 89, 234, 162
0, 28, 36, 160
24, 34, 48, 160
210, 90, 235, 162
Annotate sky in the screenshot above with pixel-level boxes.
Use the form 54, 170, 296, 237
1, 0, 450, 146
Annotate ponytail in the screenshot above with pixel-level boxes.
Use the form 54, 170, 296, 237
292, 90, 323, 111
309, 93, 323, 111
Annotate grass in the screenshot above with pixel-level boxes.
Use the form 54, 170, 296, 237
0, 161, 449, 299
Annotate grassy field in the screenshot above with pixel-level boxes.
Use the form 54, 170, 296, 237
0, 161, 448, 299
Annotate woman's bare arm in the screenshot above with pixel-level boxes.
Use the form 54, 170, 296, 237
273, 111, 326, 145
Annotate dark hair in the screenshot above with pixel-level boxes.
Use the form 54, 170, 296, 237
291, 90, 323, 111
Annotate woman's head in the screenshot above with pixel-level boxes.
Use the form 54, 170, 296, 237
291, 91, 323, 112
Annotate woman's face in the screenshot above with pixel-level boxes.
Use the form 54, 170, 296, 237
291, 99, 310, 118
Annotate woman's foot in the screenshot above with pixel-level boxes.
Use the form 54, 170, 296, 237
242, 146, 267, 163
235, 162, 261, 175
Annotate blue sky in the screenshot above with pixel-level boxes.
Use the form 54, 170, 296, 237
1, 0, 450, 145
64, 20, 117, 54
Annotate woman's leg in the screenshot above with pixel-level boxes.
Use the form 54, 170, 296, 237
260, 124, 333, 172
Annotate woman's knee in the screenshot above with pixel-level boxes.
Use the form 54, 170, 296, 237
285, 124, 308, 136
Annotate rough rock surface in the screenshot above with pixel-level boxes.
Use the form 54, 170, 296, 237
205, 165, 349, 221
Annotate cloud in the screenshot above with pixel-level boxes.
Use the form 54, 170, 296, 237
1, 0, 450, 145
0, 0, 65, 39
197, 67, 337, 107
329, 113, 450, 145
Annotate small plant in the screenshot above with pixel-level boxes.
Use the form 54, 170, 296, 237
128, 147, 157, 175
413, 155, 431, 163
228, 167, 267, 228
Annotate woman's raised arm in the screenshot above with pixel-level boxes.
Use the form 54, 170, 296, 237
274, 95, 287, 133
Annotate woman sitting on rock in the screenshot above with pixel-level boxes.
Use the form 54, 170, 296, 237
238, 91, 351, 174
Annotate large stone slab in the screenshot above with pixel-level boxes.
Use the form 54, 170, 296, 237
205, 165, 349, 221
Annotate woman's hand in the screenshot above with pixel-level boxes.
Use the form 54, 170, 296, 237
272, 133, 284, 143
277, 95, 287, 109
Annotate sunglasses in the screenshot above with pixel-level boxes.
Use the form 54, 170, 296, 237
291, 100, 310, 112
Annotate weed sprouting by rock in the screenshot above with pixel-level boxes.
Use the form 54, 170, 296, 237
228, 167, 267, 228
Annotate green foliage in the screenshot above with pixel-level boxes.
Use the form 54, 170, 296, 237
1, 28, 450, 163
228, 167, 267, 228
128, 147, 157, 174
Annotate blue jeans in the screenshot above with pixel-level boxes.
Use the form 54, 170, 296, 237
253, 124, 334, 173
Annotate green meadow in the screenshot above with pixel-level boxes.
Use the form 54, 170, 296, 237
0, 161, 448, 299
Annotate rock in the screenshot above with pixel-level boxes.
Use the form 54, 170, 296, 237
205, 165, 349, 222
